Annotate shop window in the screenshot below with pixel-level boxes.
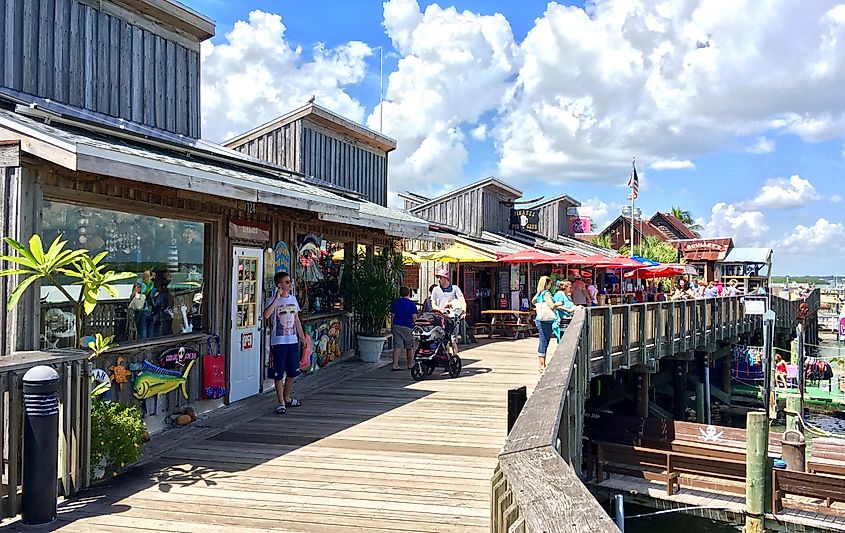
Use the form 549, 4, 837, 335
40, 201, 205, 349
295, 234, 345, 315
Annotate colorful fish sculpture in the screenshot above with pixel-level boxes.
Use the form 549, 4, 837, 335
132, 359, 195, 400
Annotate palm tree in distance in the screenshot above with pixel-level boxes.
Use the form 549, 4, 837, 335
670, 206, 703, 237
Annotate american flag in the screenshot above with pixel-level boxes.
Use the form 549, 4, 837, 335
627, 165, 639, 201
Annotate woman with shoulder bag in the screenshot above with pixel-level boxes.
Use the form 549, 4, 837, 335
534, 276, 557, 373
129, 270, 155, 339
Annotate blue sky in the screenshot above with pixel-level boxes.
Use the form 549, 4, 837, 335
187, 0, 845, 275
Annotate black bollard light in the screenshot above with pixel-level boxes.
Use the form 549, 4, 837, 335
507, 386, 527, 433
22, 365, 60, 526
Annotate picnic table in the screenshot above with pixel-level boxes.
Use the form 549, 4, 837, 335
481, 310, 534, 340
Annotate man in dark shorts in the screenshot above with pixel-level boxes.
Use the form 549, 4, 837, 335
263, 271, 306, 414
391, 286, 418, 370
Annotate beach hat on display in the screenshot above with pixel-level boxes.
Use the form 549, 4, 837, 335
435, 269, 450, 279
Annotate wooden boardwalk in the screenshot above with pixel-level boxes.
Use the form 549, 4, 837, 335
3, 338, 544, 533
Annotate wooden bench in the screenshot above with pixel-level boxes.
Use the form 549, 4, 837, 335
773, 469, 845, 515
595, 441, 747, 495
807, 438, 845, 476
467, 322, 491, 335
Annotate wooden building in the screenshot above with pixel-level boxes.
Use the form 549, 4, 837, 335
718, 247, 773, 294
224, 104, 395, 206
597, 215, 668, 250
531, 194, 582, 241
649, 212, 698, 240
0, 0, 430, 434
671, 238, 732, 282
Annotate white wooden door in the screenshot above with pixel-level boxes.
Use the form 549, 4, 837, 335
229, 246, 263, 403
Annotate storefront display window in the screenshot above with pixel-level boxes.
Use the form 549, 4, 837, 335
295, 234, 345, 314
40, 200, 206, 348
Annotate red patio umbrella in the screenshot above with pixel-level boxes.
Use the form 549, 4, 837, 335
624, 264, 686, 279
593, 256, 643, 269
565, 254, 608, 266
536, 252, 582, 264
497, 249, 556, 263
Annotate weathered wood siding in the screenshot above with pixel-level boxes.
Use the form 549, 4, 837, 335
412, 187, 484, 237
233, 119, 389, 206
482, 190, 512, 235
536, 199, 577, 240
0, 0, 202, 137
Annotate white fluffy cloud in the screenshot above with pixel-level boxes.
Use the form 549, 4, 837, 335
744, 174, 820, 209
650, 159, 695, 170
832, 195, 843, 203
780, 219, 845, 253
370, 0, 517, 189
580, 198, 620, 233
746, 137, 775, 154
701, 202, 769, 245
200, 11, 371, 142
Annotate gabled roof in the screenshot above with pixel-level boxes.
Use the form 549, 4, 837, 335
529, 193, 581, 209
409, 177, 522, 212
600, 215, 666, 240
670, 238, 733, 261
223, 103, 397, 153
649, 212, 698, 240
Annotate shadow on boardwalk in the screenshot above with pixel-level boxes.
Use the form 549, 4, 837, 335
3, 338, 540, 533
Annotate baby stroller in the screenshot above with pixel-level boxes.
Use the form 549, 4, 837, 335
410, 311, 462, 380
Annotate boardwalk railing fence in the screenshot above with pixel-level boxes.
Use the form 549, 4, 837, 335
0, 351, 91, 519
491, 291, 818, 532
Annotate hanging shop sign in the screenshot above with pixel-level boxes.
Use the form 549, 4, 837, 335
509, 209, 539, 231
571, 217, 592, 234
229, 219, 270, 242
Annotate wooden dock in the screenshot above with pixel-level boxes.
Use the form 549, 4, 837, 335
1, 338, 543, 533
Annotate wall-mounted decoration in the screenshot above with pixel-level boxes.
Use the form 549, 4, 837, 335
274, 241, 291, 274
91, 368, 111, 398
157, 346, 200, 369
509, 208, 539, 231
229, 219, 271, 242
298, 234, 324, 283
241, 332, 253, 350
132, 359, 195, 400
510, 264, 520, 291
108, 357, 131, 391
315, 318, 342, 368
571, 217, 592, 234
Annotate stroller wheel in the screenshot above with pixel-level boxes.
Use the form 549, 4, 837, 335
410, 362, 424, 381
448, 355, 462, 378
424, 361, 436, 375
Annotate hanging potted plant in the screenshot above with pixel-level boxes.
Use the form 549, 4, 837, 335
345, 248, 401, 363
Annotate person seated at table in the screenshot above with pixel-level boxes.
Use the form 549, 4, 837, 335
775, 354, 788, 388
656, 282, 667, 302
671, 279, 695, 300
431, 270, 465, 356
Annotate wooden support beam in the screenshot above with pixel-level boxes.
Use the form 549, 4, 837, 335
673, 362, 686, 420
695, 382, 705, 423
636, 371, 650, 419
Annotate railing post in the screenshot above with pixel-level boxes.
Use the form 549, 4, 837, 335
603, 307, 613, 374
622, 306, 631, 368
667, 303, 675, 356
639, 305, 648, 365
746, 411, 769, 533
507, 386, 527, 434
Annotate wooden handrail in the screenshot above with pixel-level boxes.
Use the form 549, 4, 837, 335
492, 310, 619, 532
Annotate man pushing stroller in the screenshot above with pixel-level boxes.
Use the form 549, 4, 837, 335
429, 269, 466, 357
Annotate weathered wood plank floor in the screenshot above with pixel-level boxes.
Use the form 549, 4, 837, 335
4, 338, 543, 533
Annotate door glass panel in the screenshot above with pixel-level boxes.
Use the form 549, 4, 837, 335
237, 256, 258, 329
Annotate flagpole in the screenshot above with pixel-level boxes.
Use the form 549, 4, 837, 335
630, 157, 636, 258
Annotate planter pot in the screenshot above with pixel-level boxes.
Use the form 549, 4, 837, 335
358, 335, 387, 363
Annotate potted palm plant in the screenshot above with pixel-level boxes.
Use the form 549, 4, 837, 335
344, 248, 401, 363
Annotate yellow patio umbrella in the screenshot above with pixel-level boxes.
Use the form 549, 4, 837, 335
421, 244, 495, 263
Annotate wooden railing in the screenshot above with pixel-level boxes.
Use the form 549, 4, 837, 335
0, 351, 92, 519
492, 310, 619, 532
584, 296, 751, 377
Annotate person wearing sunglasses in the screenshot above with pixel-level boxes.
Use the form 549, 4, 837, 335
263, 271, 305, 414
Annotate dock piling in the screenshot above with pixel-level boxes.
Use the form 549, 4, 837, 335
745, 410, 769, 533
614, 494, 625, 533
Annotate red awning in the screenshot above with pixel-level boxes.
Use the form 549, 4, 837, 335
564, 254, 609, 266
497, 249, 556, 263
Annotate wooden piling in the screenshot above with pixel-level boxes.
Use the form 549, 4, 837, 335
785, 396, 801, 433
696, 382, 705, 423
746, 411, 769, 533
636, 372, 650, 419
722, 355, 732, 396
673, 362, 686, 420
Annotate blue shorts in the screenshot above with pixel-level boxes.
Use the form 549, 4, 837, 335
268, 343, 301, 380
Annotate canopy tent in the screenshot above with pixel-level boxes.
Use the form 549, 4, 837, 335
497, 249, 556, 263
422, 244, 495, 263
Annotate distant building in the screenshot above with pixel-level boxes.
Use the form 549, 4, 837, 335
597, 215, 667, 250
649, 212, 699, 240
